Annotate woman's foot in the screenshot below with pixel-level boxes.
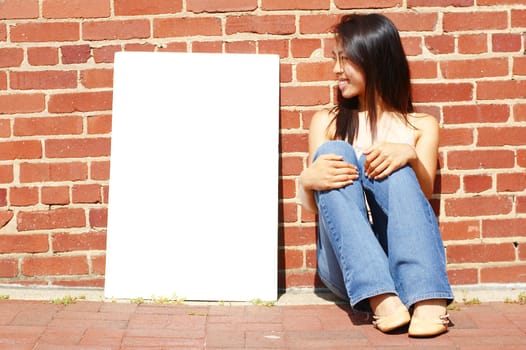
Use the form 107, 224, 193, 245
409, 299, 449, 337
370, 294, 410, 333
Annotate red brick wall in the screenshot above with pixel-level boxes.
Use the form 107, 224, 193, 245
0, 0, 525, 291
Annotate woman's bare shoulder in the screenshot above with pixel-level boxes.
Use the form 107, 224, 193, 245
310, 108, 336, 136
408, 112, 439, 131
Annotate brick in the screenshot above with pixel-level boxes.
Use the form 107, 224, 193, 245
519, 196, 526, 214
299, 14, 340, 34
89, 208, 107, 228
280, 110, 301, 130
335, 0, 402, 9
91, 254, 106, 275
280, 63, 293, 83
10, 187, 39, 206
226, 15, 295, 35
511, 9, 526, 27
296, 62, 333, 82
72, 184, 102, 204
281, 86, 330, 107
92, 45, 122, 63
281, 270, 318, 289
447, 150, 515, 170
14, 116, 83, 136
410, 60, 438, 79
446, 243, 515, 263
158, 42, 188, 52
188, 0, 257, 12
0, 210, 13, 228
446, 268, 478, 285
80, 69, 113, 89
386, 12, 439, 32
280, 133, 308, 154
224, 40, 256, 53
497, 172, 526, 192
291, 38, 322, 58
445, 195, 513, 217
10, 71, 77, 90
281, 226, 316, 247
90, 161, 110, 180
492, 33, 522, 52
440, 58, 508, 79
440, 220, 480, 241
87, 115, 112, 135
463, 174, 493, 193
124, 43, 156, 52
41, 186, 70, 205
443, 11, 507, 32
27, 47, 59, 66
0, 234, 49, 253
519, 149, 526, 168
154, 17, 221, 38
443, 104, 510, 124
412, 83, 473, 103
483, 218, 526, 239
53, 232, 106, 252
0, 72, 6, 90
481, 265, 526, 283
0, 0, 39, 19
0, 24, 5, 41
280, 202, 298, 223
22, 256, 89, 276
281, 248, 304, 269
115, 0, 182, 15
0, 259, 18, 278
280, 155, 304, 176
0, 48, 24, 68
408, 0, 473, 6
48, 91, 113, 113
83, 20, 150, 40
435, 173, 461, 194
19, 162, 88, 183
439, 128, 473, 147
45, 138, 111, 158
43, 0, 110, 18
263, 0, 329, 10
17, 208, 86, 231
0, 140, 42, 160
515, 104, 526, 122
10, 22, 80, 42
0, 165, 14, 183
259, 39, 289, 58
280, 178, 296, 200
514, 56, 526, 76
61, 45, 91, 64
477, 127, 526, 146
0, 118, 9, 137
458, 34, 488, 54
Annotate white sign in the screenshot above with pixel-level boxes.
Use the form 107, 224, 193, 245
105, 52, 279, 301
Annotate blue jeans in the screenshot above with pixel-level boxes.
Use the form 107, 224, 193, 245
314, 141, 453, 312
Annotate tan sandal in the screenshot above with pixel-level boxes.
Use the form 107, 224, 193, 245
408, 314, 450, 337
372, 306, 411, 333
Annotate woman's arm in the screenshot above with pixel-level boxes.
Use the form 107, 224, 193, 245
297, 110, 359, 212
363, 114, 439, 199
407, 114, 440, 199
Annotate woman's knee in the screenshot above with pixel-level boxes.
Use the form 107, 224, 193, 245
314, 140, 358, 163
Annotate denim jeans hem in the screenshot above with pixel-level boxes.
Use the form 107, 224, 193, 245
406, 292, 455, 308
352, 289, 398, 312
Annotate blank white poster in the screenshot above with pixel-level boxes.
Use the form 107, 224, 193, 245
105, 52, 279, 302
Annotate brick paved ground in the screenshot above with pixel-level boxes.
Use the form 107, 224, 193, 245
0, 297, 525, 349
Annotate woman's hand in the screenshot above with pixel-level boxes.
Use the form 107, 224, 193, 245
363, 143, 417, 180
300, 153, 359, 191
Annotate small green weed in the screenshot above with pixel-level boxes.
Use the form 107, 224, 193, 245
50, 295, 85, 305
251, 298, 275, 307
504, 292, 526, 305
0, 295, 9, 300
462, 297, 481, 305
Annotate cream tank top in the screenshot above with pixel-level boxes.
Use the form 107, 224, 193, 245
352, 113, 415, 158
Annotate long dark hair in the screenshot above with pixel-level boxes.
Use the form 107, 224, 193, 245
331, 14, 414, 142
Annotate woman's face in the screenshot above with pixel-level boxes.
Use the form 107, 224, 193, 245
332, 43, 366, 100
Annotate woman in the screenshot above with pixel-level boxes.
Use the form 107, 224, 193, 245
298, 13, 454, 337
